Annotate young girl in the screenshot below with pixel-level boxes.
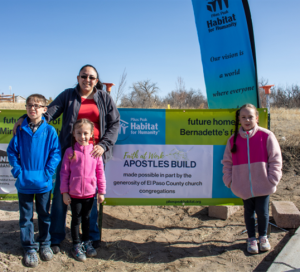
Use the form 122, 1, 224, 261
60, 118, 106, 262
222, 104, 282, 254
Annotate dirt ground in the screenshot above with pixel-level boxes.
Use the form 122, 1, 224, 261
0, 145, 299, 272
1, 108, 300, 272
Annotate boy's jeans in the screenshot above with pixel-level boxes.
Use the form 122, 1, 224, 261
49, 162, 100, 245
18, 191, 51, 251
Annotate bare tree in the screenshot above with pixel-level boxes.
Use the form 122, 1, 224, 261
119, 77, 208, 109
119, 80, 160, 108
258, 77, 269, 87
271, 84, 300, 108
175, 76, 186, 92
163, 77, 207, 109
114, 68, 127, 105
258, 78, 300, 108
163, 88, 207, 109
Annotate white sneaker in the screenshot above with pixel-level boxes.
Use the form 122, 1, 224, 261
247, 237, 258, 254
259, 236, 271, 252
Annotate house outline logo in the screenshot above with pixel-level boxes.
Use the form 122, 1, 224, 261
116, 119, 130, 143
207, 0, 229, 12
119, 119, 129, 135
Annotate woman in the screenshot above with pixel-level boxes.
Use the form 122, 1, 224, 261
14, 65, 120, 253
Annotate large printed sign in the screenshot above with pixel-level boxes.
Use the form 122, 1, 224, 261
105, 108, 268, 206
191, 0, 259, 109
0, 109, 268, 205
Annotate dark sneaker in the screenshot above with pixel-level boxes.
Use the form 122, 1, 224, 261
40, 247, 53, 261
92, 240, 101, 249
51, 244, 60, 254
24, 249, 39, 268
83, 240, 97, 257
71, 243, 86, 262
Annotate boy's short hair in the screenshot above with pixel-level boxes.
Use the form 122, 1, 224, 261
26, 94, 47, 106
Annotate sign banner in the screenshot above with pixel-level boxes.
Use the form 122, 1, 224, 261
0, 109, 268, 205
191, 0, 259, 109
105, 108, 268, 206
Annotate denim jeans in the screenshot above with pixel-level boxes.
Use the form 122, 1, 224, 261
18, 191, 51, 251
49, 162, 100, 245
243, 195, 270, 238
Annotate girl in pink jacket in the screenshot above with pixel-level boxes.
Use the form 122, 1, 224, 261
222, 104, 282, 255
60, 119, 106, 262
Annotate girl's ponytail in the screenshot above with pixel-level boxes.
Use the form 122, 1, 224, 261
231, 109, 240, 153
92, 134, 95, 146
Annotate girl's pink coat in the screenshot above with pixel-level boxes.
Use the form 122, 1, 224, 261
222, 124, 282, 200
60, 143, 106, 197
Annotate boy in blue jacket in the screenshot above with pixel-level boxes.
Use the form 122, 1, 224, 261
7, 94, 61, 268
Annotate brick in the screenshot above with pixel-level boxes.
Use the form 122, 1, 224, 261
272, 201, 300, 229
208, 205, 241, 220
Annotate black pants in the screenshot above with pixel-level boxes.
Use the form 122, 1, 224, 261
70, 197, 94, 244
243, 195, 270, 238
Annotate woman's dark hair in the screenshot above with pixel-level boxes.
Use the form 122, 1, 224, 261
69, 118, 95, 160
231, 103, 259, 153
78, 64, 103, 90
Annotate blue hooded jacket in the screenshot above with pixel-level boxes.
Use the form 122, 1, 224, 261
7, 117, 61, 194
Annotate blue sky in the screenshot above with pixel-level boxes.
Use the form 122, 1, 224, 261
0, 0, 299, 101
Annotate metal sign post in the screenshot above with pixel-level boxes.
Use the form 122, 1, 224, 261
261, 85, 274, 130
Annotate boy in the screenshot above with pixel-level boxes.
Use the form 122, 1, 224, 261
7, 94, 61, 268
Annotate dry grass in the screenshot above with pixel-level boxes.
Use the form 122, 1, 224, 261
105, 240, 146, 262
0, 102, 26, 109
270, 107, 300, 120
270, 108, 300, 149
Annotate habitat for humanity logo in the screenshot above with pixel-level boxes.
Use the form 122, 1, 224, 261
119, 119, 129, 135
130, 117, 159, 135
206, 0, 236, 33
117, 119, 130, 142
117, 117, 160, 143
207, 0, 228, 12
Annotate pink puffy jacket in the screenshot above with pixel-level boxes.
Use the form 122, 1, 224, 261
60, 143, 106, 198
222, 124, 282, 200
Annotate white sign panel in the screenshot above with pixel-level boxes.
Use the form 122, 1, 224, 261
105, 145, 213, 199
0, 144, 17, 194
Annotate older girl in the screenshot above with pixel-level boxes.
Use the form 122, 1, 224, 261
222, 104, 282, 254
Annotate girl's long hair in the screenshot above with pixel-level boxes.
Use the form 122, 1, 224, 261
231, 104, 259, 153
69, 118, 95, 160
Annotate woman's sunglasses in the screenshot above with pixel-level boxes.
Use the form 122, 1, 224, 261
80, 75, 97, 81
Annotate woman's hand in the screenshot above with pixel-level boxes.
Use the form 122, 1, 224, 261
91, 145, 105, 158
63, 193, 71, 205
13, 118, 24, 135
98, 194, 105, 203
